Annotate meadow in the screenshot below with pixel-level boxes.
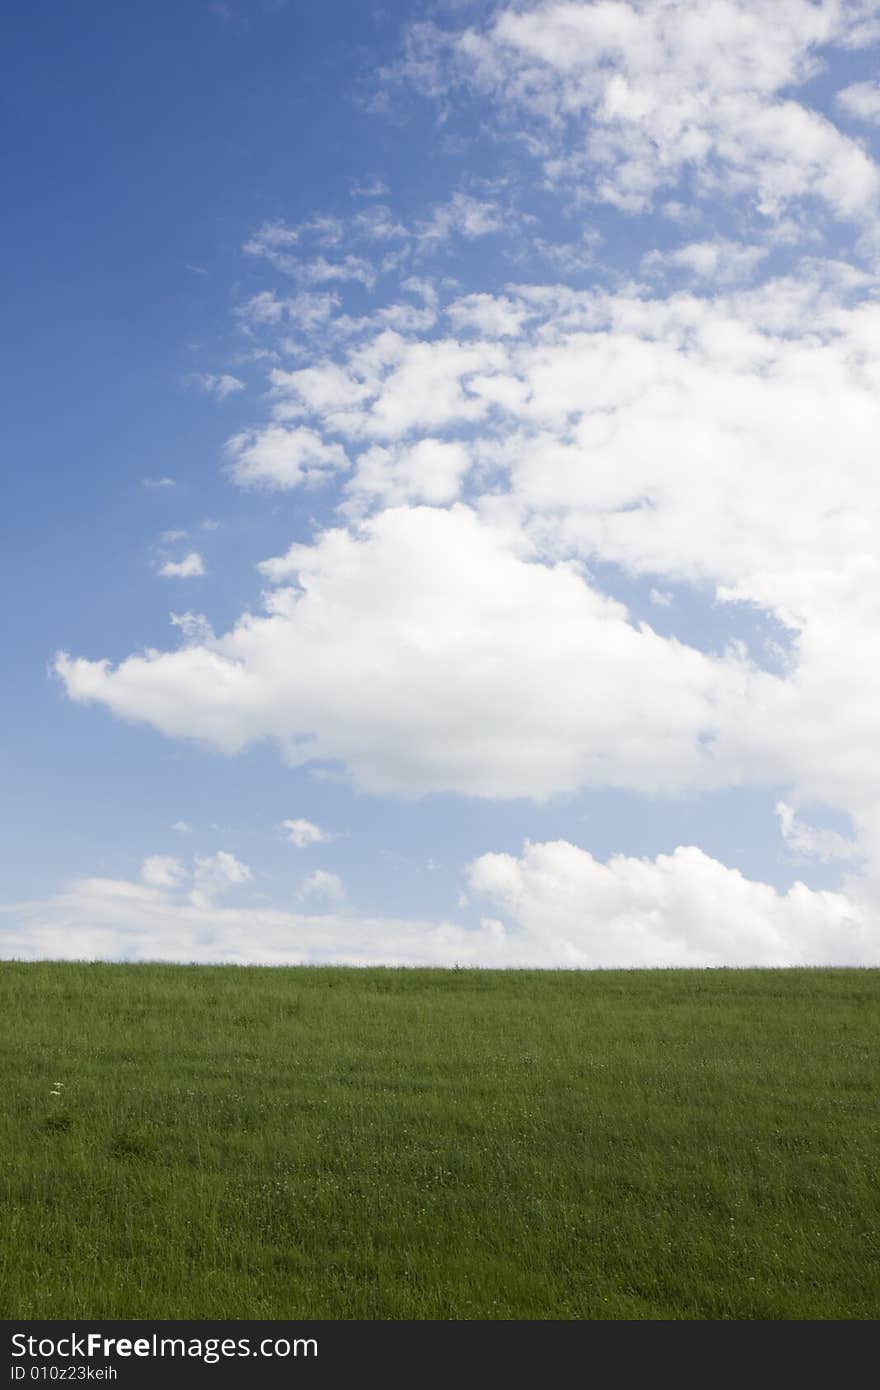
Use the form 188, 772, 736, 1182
0, 962, 877, 1319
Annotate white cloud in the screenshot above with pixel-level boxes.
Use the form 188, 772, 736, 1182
300, 869, 346, 902
55, 503, 772, 800
49, 6, 880, 921
350, 177, 391, 199
446, 292, 529, 337
417, 192, 504, 243
57, 262, 880, 906
0, 872, 481, 966
531, 233, 601, 275
190, 850, 252, 908
225, 425, 349, 490
836, 79, 880, 123
170, 611, 215, 645
236, 289, 341, 331
140, 855, 187, 889
256, 278, 880, 645
353, 206, 410, 242
171, 821, 194, 834
237, 290, 287, 326
467, 838, 877, 967
280, 817, 335, 848
244, 220, 299, 259
393, 2, 880, 223
344, 438, 472, 510
774, 801, 861, 863
641, 239, 769, 284
295, 255, 377, 290
142, 477, 176, 489
133, 849, 252, 905
300, 214, 346, 247
244, 220, 377, 286
2, 839, 876, 966
159, 552, 206, 579
194, 373, 245, 400
401, 277, 438, 306
268, 333, 508, 441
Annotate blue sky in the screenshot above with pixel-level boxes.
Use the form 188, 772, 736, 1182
4, 0, 880, 965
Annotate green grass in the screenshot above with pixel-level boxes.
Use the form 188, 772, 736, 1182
0, 962, 878, 1319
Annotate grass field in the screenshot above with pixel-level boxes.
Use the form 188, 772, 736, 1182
0, 962, 877, 1320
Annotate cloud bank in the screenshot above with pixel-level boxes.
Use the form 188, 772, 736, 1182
4, 842, 874, 967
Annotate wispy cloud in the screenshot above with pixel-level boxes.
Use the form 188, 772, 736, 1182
836, 80, 880, 124
416, 192, 505, 243
300, 869, 346, 902
350, 177, 390, 199
641, 239, 769, 284
192, 372, 245, 400
775, 802, 862, 863
280, 817, 336, 848
159, 552, 206, 579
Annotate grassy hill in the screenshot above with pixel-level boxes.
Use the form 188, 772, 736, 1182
1, 962, 877, 1319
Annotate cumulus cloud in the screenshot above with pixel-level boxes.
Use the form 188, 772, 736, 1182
55, 503, 774, 800
190, 851, 252, 908
280, 817, 335, 848
836, 79, 880, 123
24, 851, 259, 943
50, 0, 880, 929
238, 276, 880, 638
268, 332, 508, 441
344, 438, 472, 510
467, 839, 878, 967
57, 263, 880, 900
225, 425, 349, 489
159, 552, 206, 579
446, 292, 529, 337
2, 840, 876, 966
392, 1, 880, 223
137, 850, 253, 907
